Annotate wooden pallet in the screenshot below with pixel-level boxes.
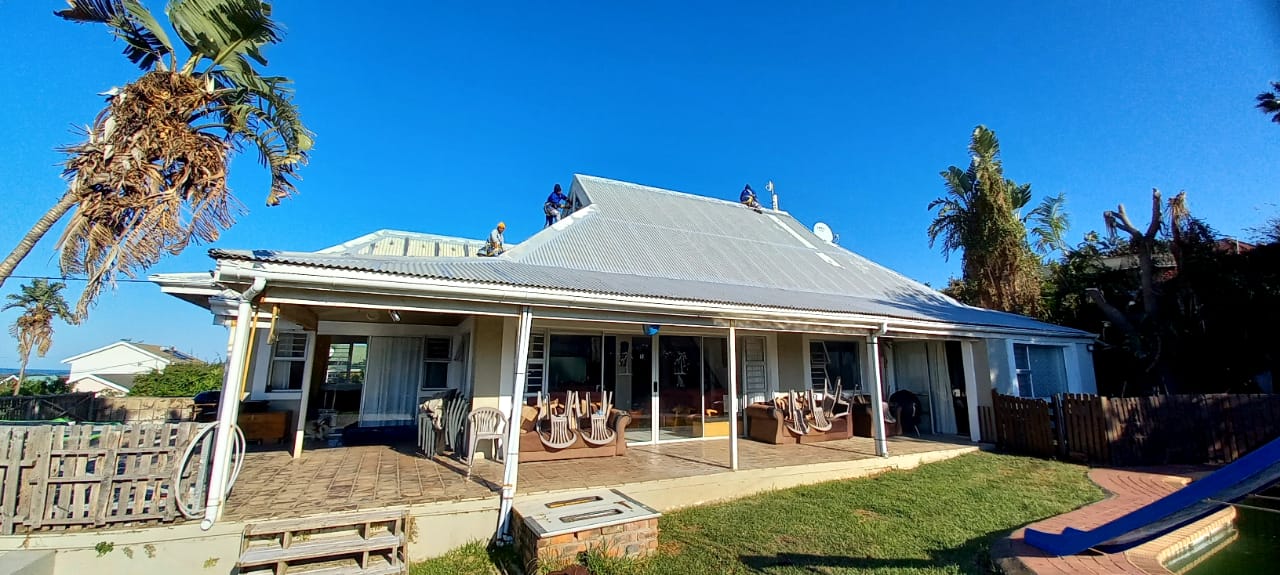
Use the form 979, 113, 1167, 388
237, 509, 409, 575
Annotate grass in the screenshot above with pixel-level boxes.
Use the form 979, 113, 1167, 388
412, 452, 1103, 575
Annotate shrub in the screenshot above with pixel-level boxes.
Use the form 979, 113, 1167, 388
129, 362, 223, 397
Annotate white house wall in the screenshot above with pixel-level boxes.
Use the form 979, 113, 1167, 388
67, 345, 168, 382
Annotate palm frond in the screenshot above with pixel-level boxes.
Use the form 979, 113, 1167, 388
56, 0, 173, 69
207, 56, 312, 205
1028, 193, 1070, 254
1009, 181, 1032, 212
168, 0, 280, 69
1257, 81, 1280, 123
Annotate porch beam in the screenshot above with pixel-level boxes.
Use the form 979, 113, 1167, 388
727, 325, 739, 470
866, 331, 889, 457
278, 304, 319, 331
961, 341, 982, 443
292, 331, 318, 458
496, 305, 534, 541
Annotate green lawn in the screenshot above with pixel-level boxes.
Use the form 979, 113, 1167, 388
412, 452, 1103, 575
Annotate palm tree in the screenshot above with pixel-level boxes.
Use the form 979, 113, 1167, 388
1257, 81, 1280, 123
3, 279, 76, 395
0, 0, 311, 317
927, 126, 1064, 317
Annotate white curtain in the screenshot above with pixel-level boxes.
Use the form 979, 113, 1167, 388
927, 342, 957, 435
360, 336, 423, 427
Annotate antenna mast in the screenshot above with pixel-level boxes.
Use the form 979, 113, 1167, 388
766, 180, 778, 211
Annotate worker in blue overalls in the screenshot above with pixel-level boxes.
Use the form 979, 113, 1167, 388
740, 184, 763, 213
544, 183, 569, 227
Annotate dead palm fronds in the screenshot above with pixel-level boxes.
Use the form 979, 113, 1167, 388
0, 0, 311, 317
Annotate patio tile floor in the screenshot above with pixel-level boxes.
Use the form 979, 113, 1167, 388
223, 434, 975, 522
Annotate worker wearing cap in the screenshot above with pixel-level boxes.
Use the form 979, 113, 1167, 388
481, 221, 506, 256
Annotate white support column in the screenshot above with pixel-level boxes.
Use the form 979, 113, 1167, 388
961, 340, 982, 443
201, 277, 265, 530
727, 325, 739, 471
867, 334, 889, 457
496, 306, 534, 541
292, 332, 317, 458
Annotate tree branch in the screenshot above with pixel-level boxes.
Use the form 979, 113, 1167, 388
1085, 288, 1137, 335
1145, 188, 1163, 239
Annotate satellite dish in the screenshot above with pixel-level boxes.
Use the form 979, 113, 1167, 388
813, 222, 836, 244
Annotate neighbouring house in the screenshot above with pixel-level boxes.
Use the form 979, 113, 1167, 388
61, 341, 199, 395
152, 174, 1096, 525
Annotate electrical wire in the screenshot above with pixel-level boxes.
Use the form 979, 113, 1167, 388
3, 274, 158, 284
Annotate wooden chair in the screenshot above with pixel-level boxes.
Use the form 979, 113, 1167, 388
465, 407, 507, 478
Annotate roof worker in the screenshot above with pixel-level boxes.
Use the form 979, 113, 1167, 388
740, 184, 763, 213
544, 183, 568, 227
479, 221, 506, 256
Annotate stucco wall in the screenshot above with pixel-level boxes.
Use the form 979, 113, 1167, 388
469, 316, 507, 410
1073, 342, 1098, 394
986, 338, 1014, 396
775, 333, 806, 392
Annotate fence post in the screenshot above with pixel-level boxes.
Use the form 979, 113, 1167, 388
1053, 394, 1066, 460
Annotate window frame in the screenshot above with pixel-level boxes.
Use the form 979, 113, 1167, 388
421, 336, 453, 391
1010, 342, 1070, 398
267, 331, 310, 393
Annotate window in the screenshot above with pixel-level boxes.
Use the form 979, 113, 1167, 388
268, 332, 308, 391
1014, 344, 1068, 398
325, 336, 368, 385
810, 340, 861, 392
547, 334, 602, 394
421, 337, 452, 390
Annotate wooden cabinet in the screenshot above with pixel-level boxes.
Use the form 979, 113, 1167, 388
238, 411, 291, 444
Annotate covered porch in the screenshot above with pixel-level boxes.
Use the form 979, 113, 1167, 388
222, 433, 979, 522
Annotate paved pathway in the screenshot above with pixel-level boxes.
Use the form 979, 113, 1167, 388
224, 434, 973, 521
994, 467, 1207, 575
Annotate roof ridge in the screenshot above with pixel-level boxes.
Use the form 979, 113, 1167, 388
575, 174, 787, 213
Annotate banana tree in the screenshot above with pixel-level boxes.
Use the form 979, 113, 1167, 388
0, 0, 311, 316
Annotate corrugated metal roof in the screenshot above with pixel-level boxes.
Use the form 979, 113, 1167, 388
207, 174, 1087, 336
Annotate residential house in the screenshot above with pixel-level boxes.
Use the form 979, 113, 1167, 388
61, 341, 199, 395
152, 174, 1097, 525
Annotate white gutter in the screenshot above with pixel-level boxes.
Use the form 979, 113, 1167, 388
212, 261, 1095, 342
201, 276, 265, 530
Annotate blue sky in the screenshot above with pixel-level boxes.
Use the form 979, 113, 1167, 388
1, 1, 1278, 369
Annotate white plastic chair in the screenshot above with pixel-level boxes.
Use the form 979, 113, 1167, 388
465, 407, 507, 478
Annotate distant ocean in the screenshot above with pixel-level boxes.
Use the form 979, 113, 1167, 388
0, 368, 70, 377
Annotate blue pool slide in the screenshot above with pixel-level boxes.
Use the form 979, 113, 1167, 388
1024, 436, 1280, 556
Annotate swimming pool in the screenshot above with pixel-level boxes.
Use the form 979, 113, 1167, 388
1166, 487, 1280, 574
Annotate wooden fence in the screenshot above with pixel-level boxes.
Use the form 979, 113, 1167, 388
990, 391, 1280, 466
0, 393, 96, 422
0, 422, 213, 534
0, 394, 195, 423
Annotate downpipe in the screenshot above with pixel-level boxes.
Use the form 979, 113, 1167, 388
201, 276, 266, 530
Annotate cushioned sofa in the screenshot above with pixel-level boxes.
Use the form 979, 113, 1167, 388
516, 404, 632, 462
847, 395, 904, 438
743, 401, 853, 445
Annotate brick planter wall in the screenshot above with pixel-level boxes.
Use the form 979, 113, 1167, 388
514, 514, 659, 570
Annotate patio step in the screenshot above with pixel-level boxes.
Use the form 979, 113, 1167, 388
237, 509, 408, 575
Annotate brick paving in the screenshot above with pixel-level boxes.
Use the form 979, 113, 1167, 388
994, 467, 1210, 575
223, 434, 974, 521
